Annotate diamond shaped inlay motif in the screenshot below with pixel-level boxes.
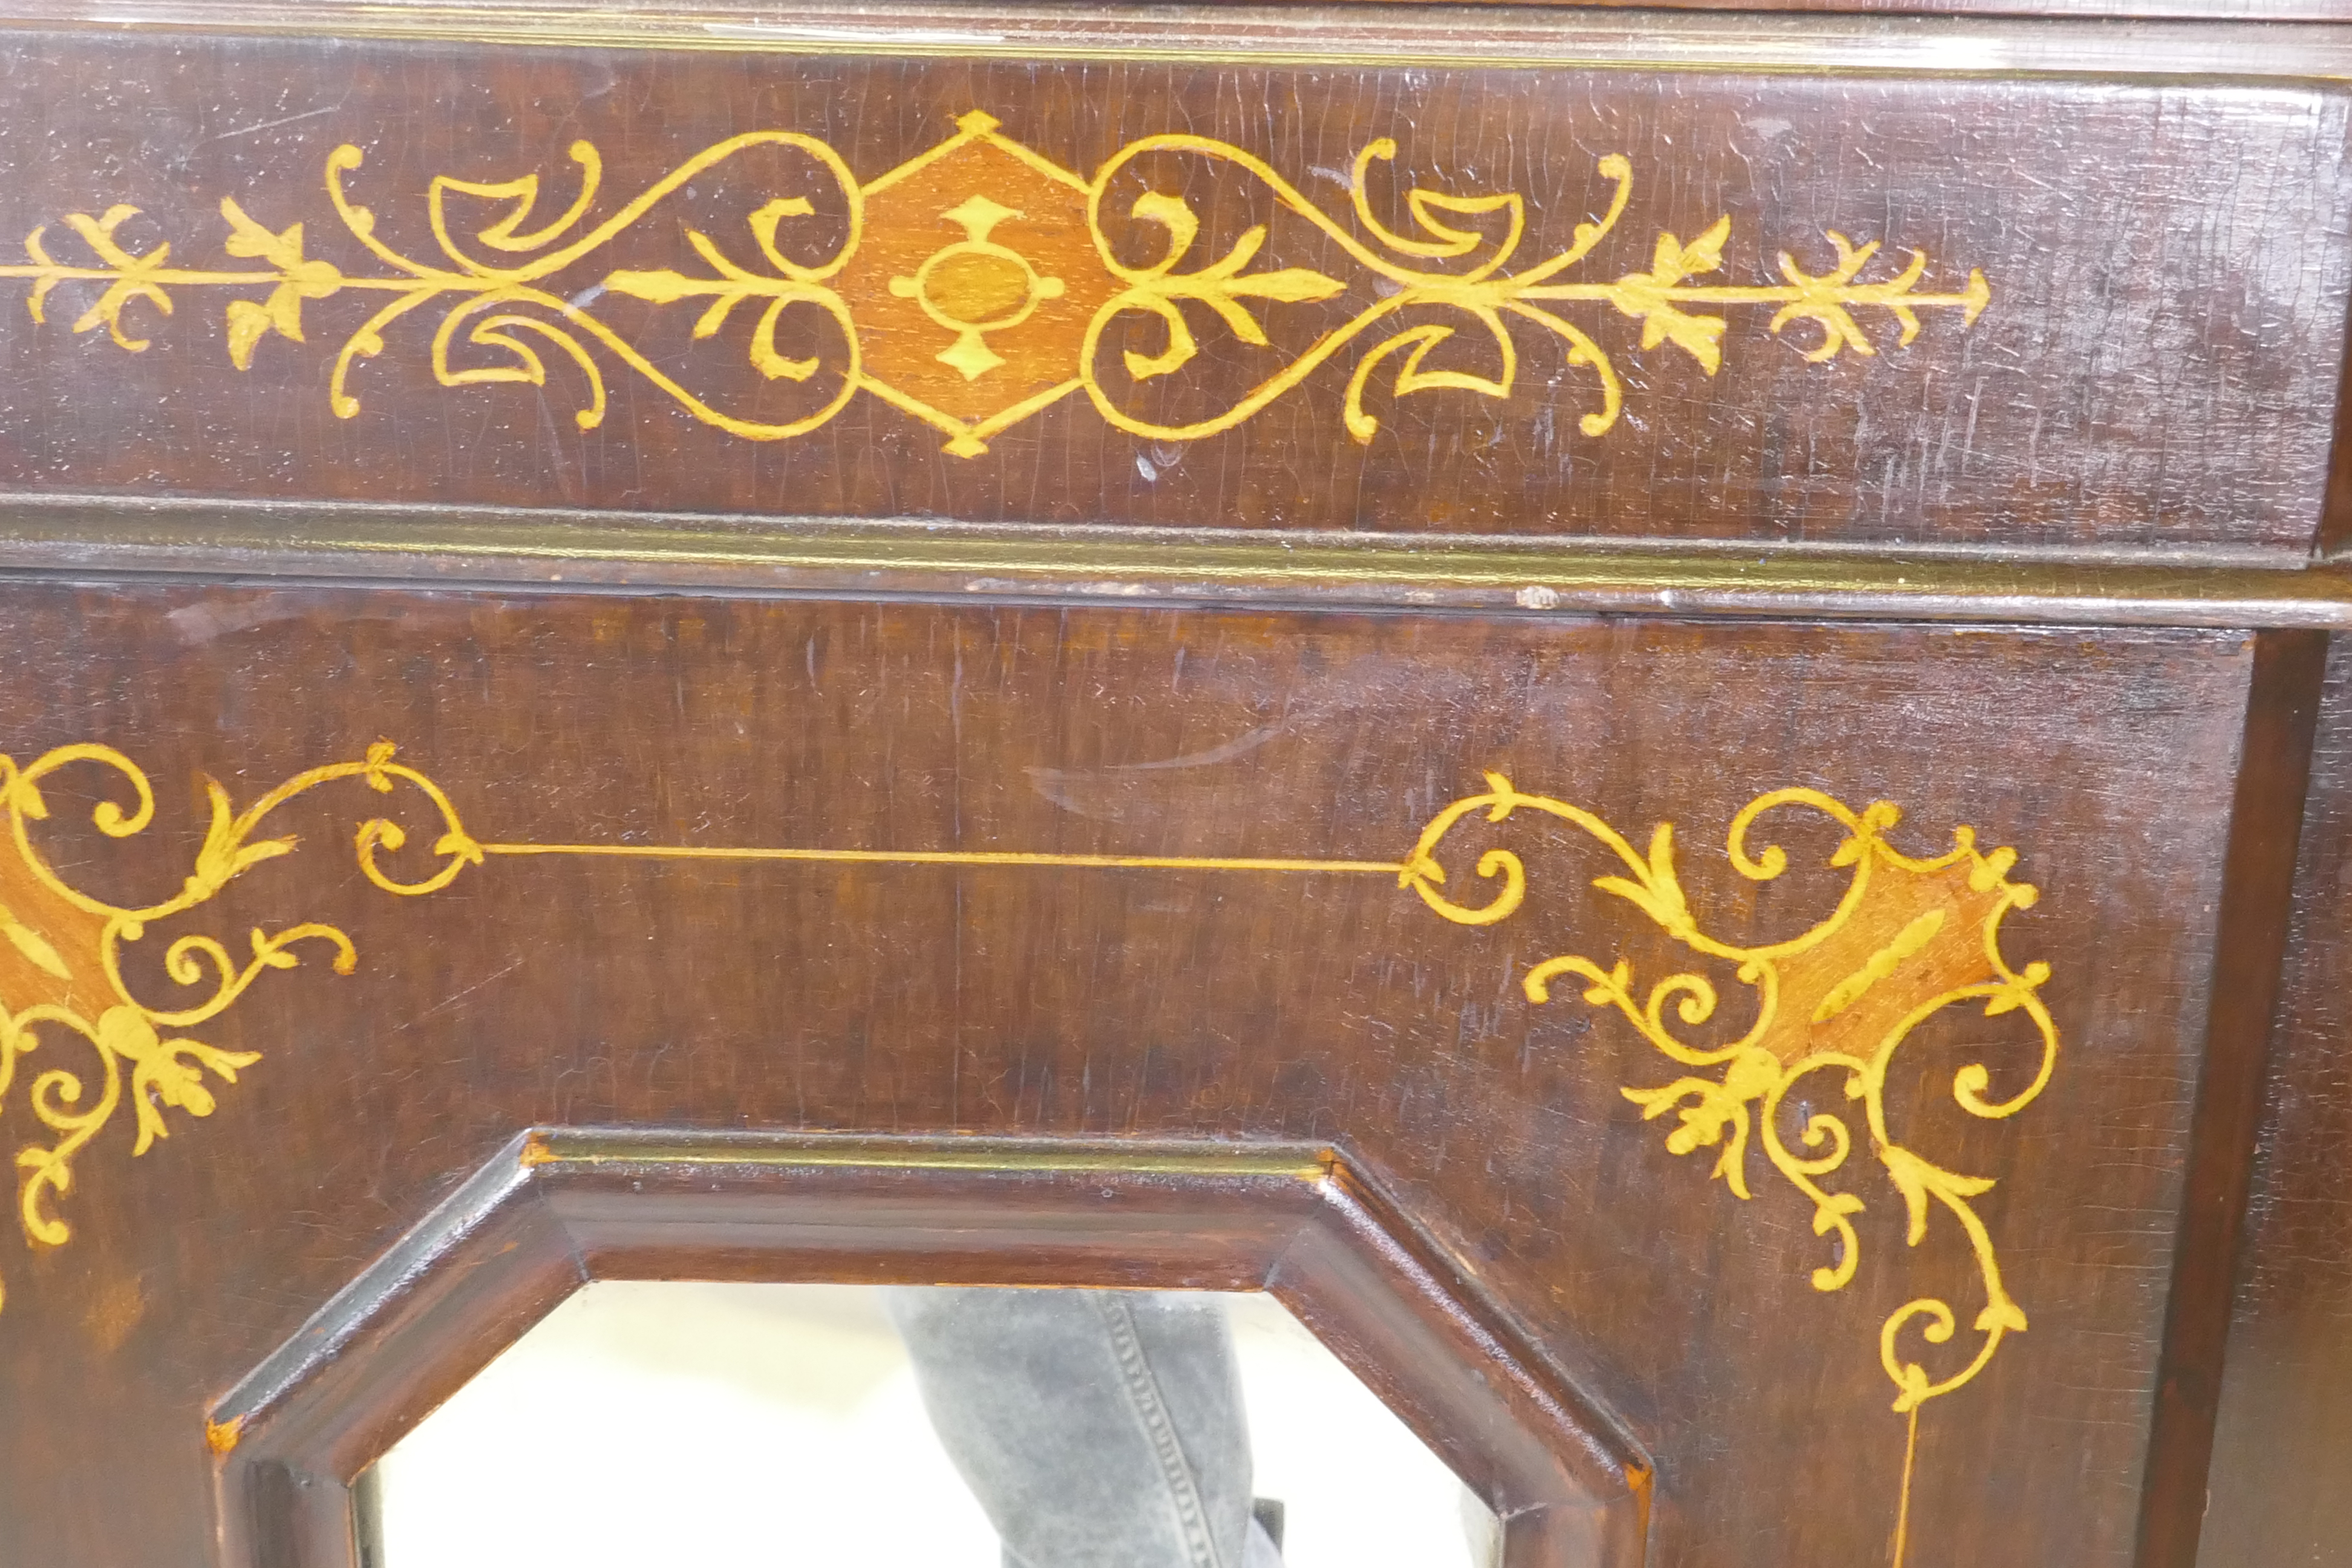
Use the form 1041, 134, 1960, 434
840, 114, 1111, 453
1, 107, 1991, 460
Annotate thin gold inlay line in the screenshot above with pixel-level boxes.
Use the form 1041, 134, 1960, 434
1893, 1403, 1921, 1568
478, 841, 1405, 874
0, 738, 2058, 1567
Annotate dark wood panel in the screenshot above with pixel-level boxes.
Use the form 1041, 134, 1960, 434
0, 34, 2344, 552
0, 584, 2255, 1566
8, 3, 2352, 68
210, 1135, 1649, 1568
2201, 635, 2352, 1568
2134, 631, 2326, 1568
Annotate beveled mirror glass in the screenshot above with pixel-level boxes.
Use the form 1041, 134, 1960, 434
369, 1282, 1498, 1568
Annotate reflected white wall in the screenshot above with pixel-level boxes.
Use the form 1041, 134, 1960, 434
373, 1282, 1488, 1568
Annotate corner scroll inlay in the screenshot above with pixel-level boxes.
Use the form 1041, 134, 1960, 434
1404, 776, 2053, 1414
0, 742, 478, 1307
0, 742, 2050, 1566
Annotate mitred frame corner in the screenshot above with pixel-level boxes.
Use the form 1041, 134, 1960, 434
209, 1129, 1650, 1568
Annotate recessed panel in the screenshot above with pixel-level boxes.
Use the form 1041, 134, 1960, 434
0, 585, 2256, 1567
0, 34, 2341, 550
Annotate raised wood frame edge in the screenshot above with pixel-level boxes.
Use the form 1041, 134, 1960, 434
205, 1128, 1653, 1568
2134, 630, 2333, 1568
6, 498, 2352, 630
0, 2, 2348, 78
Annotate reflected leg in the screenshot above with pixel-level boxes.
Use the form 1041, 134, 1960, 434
886, 1287, 1282, 1568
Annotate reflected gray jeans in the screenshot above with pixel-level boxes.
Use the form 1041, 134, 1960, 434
886, 1287, 1284, 1568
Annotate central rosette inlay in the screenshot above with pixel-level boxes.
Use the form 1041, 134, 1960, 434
889, 195, 1066, 382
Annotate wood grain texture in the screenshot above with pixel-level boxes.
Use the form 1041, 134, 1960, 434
14, 497, 2352, 627
211, 1134, 1648, 1568
2134, 631, 2327, 1568
2201, 635, 2352, 1568
0, 582, 2257, 1567
7, 2, 2352, 71
0, 34, 2344, 553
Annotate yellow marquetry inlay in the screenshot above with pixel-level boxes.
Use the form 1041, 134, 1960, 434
1402, 774, 2056, 1567
888, 191, 1070, 384
0, 742, 2051, 1561
0, 113, 1990, 457
0, 742, 478, 1313
1403, 776, 2053, 1416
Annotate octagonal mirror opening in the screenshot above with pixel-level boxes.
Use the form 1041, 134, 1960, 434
209, 1131, 1650, 1568
364, 1279, 1502, 1568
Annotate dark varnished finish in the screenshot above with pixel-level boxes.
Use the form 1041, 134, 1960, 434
0, 582, 2262, 1567
213, 1132, 1647, 1568
2, 2, 2350, 1564
17, 498, 2352, 631
2201, 637, 2352, 1567
0, 34, 2343, 554
2319, 247, 2352, 562
8, 3, 2352, 72
2134, 631, 2328, 1568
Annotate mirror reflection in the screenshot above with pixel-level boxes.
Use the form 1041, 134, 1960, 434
370, 1283, 1498, 1568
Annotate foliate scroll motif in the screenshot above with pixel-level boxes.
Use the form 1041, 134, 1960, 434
0, 111, 1990, 458
0, 744, 2047, 1563
0, 742, 481, 1310
1402, 776, 2056, 1565
0, 134, 866, 442
1402, 776, 2056, 1420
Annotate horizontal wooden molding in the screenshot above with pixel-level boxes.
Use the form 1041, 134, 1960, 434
4, 495, 2351, 628
0, 2, 2348, 77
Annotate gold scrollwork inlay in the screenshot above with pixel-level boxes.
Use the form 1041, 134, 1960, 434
1404, 776, 2053, 1413
0, 741, 477, 1310
1403, 774, 2054, 1565
0, 742, 2049, 1564
1, 112, 1990, 458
